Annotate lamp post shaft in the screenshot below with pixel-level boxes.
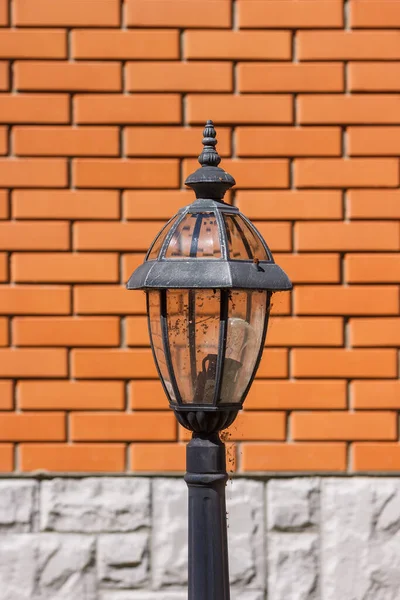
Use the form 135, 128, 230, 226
185, 433, 230, 600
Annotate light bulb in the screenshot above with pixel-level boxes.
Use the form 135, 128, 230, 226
225, 317, 256, 363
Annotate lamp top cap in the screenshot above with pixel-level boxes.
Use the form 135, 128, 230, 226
184, 119, 235, 201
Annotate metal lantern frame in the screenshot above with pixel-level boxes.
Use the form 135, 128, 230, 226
126, 120, 292, 600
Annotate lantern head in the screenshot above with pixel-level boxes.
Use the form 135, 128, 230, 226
127, 121, 292, 433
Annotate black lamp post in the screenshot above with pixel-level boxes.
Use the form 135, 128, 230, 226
127, 121, 292, 600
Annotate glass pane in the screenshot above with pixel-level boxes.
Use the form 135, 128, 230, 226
165, 213, 221, 259
220, 290, 267, 404
147, 291, 177, 403
147, 215, 179, 260
167, 289, 220, 404
224, 215, 268, 260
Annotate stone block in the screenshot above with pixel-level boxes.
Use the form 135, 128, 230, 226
36, 534, 96, 600
226, 479, 265, 590
41, 478, 151, 532
0, 479, 38, 532
152, 478, 188, 588
268, 533, 319, 600
98, 532, 150, 589
267, 478, 320, 532
99, 592, 187, 600
0, 535, 36, 600
321, 478, 400, 600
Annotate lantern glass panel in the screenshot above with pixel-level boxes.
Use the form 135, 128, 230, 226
220, 290, 267, 403
147, 215, 179, 260
165, 213, 221, 259
148, 291, 177, 404
223, 214, 268, 261
167, 288, 221, 404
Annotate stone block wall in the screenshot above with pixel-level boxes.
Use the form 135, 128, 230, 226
2, 476, 400, 600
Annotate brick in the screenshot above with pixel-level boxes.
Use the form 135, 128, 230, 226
75, 94, 181, 125
130, 443, 185, 472
348, 127, 400, 156
299, 95, 400, 125
0, 126, 7, 154
352, 381, 400, 409
14, 126, 119, 157
349, 318, 400, 347
0, 412, 65, 441
0, 29, 66, 58
74, 285, 146, 315
236, 190, 342, 220
239, 0, 343, 28
346, 254, 400, 283
242, 443, 346, 472
126, 61, 232, 92
0, 381, 12, 409
14, 317, 120, 347
74, 222, 165, 251
350, 0, 400, 28
0, 0, 7, 25
122, 254, 146, 282
0, 445, 13, 472
129, 380, 168, 410
298, 31, 400, 60
295, 221, 400, 251
0, 316, 8, 345
273, 254, 341, 283
0, 348, 67, 377
125, 126, 231, 158
293, 412, 396, 442
127, 0, 231, 28
185, 30, 291, 60
71, 412, 175, 441
126, 316, 150, 346
20, 443, 125, 472
0, 222, 69, 250
270, 292, 291, 316
0, 158, 67, 187
74, 159, 179, 189
72, 29, 179, 60
187, 94, 293, 125
19, 381, 125, 410
292, 349, 397, 378
0, 286, 70, 315
295, 285, 399, 316
0, 252, 7, 281
72, 349, 157, 379
0, 60, 8, 90
0, 94, 69, 123
14, 0, 120, 27
12, 253, 119, 283
238, 63, 343, 92
353, 444, 400, 472
15, 61, 121, 92
12, 190, 120, 220
0, 191, 8, 219
226, 411, 285, 441
236, 127, 341, 157
349, 62, 400, 92
267, 317, 343, 347
256, 349, 288, 379
183, 158, 289, 189
124, 191, 193, 221
348, 190, 400, 219
246, 380, 347, 410
252, 222, 292, 252
295, 158, 399, 188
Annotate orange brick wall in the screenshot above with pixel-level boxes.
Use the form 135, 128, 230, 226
0, 0, 399, 474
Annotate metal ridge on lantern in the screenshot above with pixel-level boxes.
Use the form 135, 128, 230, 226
126, 121, 292, 600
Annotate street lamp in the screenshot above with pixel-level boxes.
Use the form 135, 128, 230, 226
127, 121, 292, 600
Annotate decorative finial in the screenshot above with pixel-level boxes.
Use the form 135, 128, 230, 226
198, 120, 221, 167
